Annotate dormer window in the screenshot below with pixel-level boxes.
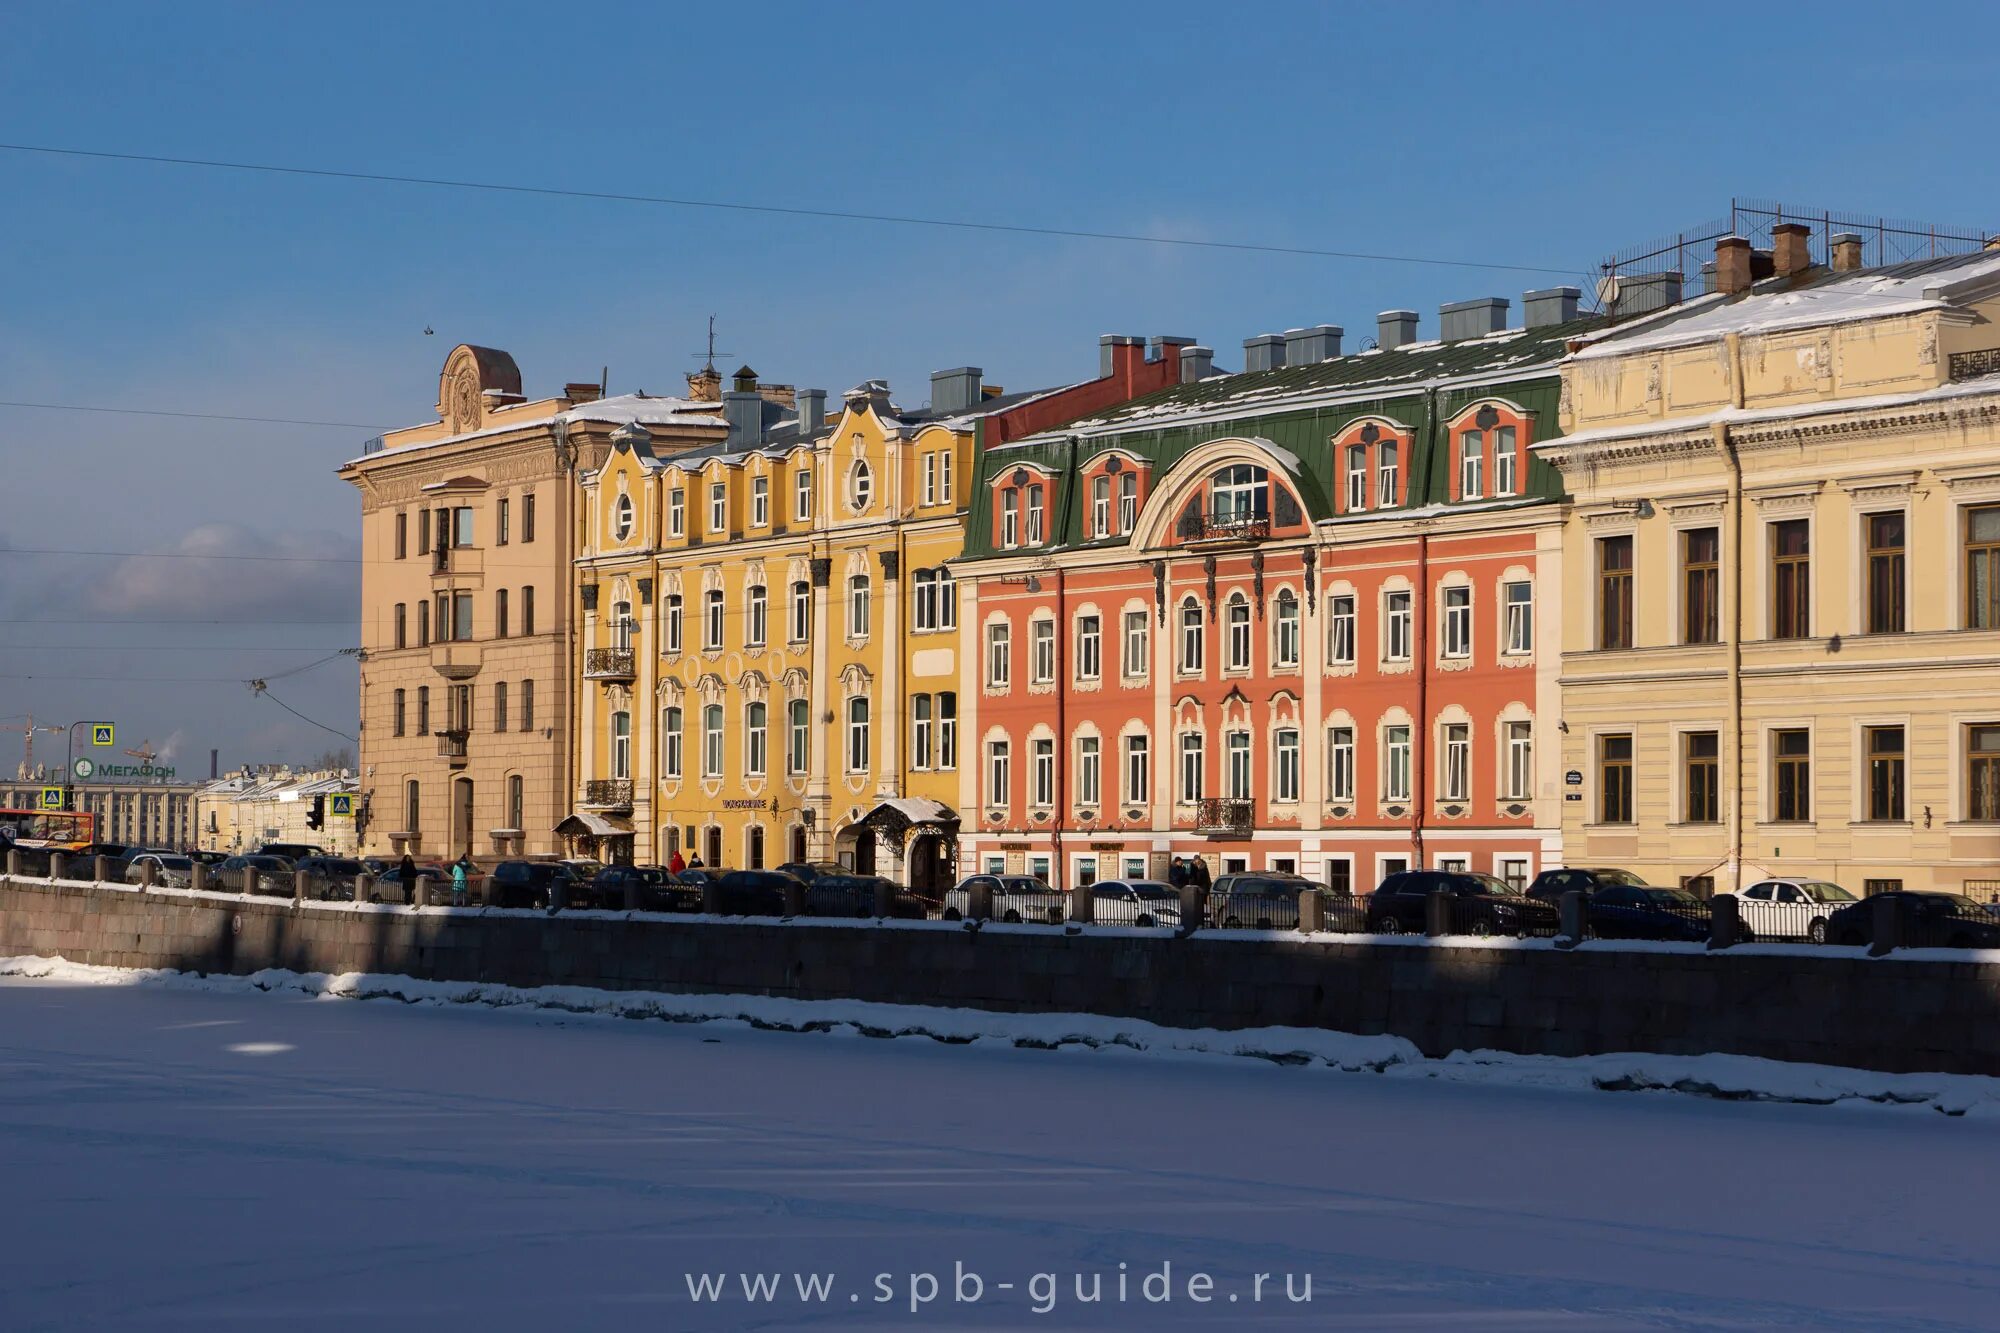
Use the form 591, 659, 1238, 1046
1461, 430, 1484, 500
1376, 441, 1399, 508
668, 486, 685, 536
1494, 425, 1518, 495
1001, 490, 1019, 547
612, 494, 634, 541
709, 481, 727, 533
751, 476, 769, 527
1026, 485, 1045, 543
1345, 444, 1368, 511
1092, 475, 1110, 537
1118, 473, 1138, 531
1211, 464, 1269, 529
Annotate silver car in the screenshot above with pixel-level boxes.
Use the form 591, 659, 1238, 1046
943, 874, 1066, 923
1089, 879, 1182, 928
123, 853, 195, 889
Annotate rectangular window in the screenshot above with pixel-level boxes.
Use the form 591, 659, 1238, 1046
747, 586, 767, 646
1505, 721, 1532, 800
1026, 486, 1045, 544
1599, 535, 1634, 650
1503, 581, 1533, 655
1180, 603, 1204, 673
1328, 594, 1355, 665
1970, 508, 2000, 629
1275, 728, 1300, 803
1385, 591, 1412, 662
417, 599, 429, 647
938, 692, 957, 770
1376, 441, 1399, 508
745, 704, 767, 777
1497, 855, 1529, 893
790, 582, 811, 643
1599, 734, 1633, 823
1076, 615, 1101, 681
1866, 513, 1905, 634
1179, 733, 1204, 802
912, 695, 932, 770
1327, 727, 1355, 802
1032, 738, 1055, 807
706, 590, 725, 650
393, 689, 406, 737
1681, 527, 1720, 644
751, 476, 769, 528
1442, 723, 1471, 801
1771, 519, 1811, 639
452, 506, 474, 547
1118, 474, 1137, 532
1460, 429, 1483, 500
611, 710, 631, 780
1866, 725, 1905, 822
703, 705, 725, 779
987, 741, 1010, 807
665, 595, 683, 654
1773, 728, 1811, 821
1122, 611, 1148, 679
1077, 736, 1100, 807
709, 482, 727, 534
1384, 726, 1411, 802
417, 685, 431, 736
1001, 491, 1019, 547
1684, 731, 1719, 823
1124, 734, 1149, 804
669, 488, 685, 537
1226, 731, 1251, 800
1442, 586, 1472, 659
923, 453, 938, 506
521, 586, 535, 636
393, 603, 407, 650
1226, 599, 1251, 670
496, 497, 509, 545
849, 576, 871, 639
939, 450, 952, 505
987, 623, 1011, 687
522, 492, 536, 542
1345, 444, 1368, 511
1972, 725, 2000, 820
1493, 426, 1517, 496
452, 591, 472, 642
494, 681, 507, 732
495, 588, 509, 638
394, 511, 407, 559
417, 510, 430, 556
1031, 620, 1055, 684
1091, 475, 1109, 536
795, 468, 812, 522
519, 679, 533, 732
787, 700, 809, 775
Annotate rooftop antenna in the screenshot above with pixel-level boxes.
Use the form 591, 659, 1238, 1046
691, 314, 733, 373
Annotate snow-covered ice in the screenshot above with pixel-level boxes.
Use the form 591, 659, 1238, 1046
2, 959, 1997, 1329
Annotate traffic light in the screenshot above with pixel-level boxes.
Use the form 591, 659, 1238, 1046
306, 794, 325, 831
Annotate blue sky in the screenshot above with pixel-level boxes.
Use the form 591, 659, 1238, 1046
1, 0, 1994, 774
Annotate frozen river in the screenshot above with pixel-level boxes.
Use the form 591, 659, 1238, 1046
0, 971, 1995, 1330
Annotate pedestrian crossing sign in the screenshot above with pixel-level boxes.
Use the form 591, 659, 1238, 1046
40, 787, 63, 810
91, 724, 114, 747
329, 793, 354, 818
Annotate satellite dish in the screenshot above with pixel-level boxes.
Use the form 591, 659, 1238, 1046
1595, 274, 1621, 313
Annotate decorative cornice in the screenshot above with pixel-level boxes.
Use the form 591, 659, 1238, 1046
1746, 480, 1823, 514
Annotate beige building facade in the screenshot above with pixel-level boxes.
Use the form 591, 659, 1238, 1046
1547, 227, 2000, 894
192, 770, 361, 855
339, 345, 731, 860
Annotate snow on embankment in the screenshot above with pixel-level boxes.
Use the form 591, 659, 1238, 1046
7, 953, 1997, 1116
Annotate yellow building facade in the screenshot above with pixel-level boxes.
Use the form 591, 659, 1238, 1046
1547, 229, 2000, 893
574, 377, 977, 889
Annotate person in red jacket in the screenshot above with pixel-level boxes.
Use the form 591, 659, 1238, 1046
668, 849, 686, 876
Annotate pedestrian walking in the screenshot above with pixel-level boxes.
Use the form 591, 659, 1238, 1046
668, 849, 686, 875
450, 855, 471, 907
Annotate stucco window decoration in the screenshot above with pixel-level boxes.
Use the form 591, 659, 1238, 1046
612, 493, 634, 542
848, 458, 873, 513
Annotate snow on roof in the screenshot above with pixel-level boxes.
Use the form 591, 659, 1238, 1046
1571, 250, 2000, 361
345, 393, 725, 467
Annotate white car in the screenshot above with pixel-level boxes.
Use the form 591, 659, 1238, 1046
944, 874, 1065, 923
1088, 879, 1181, 928
1723, 877, 1858, 943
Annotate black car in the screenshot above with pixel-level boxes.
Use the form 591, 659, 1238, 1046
672, 865, 728, 888
1208, 872, 1346, 929
1367, 870, 1560, 937
1583, 885, 1709, 941
1526, 866, 1649, 906
294, 856, 367, 901
1825, 892, 2000, 949
587, 864, 698, 911
774, 862, 845, 886
708, 869, 797, 916
487, 860, 578, 910
803, 873, 926, 919
257, 842, 328, 863
214, 854, 295, 896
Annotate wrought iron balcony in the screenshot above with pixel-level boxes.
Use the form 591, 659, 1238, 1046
1950, 347, 2000, 382
1181, 510, 1272, 545
579, 779, 634, 811
583, 647, 636, 681
1193, 797, 1254, 836
436, 729, 469, 763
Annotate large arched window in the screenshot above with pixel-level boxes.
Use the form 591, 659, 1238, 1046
1211, 464, 1269, 525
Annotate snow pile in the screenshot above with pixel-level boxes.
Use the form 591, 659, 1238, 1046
7, 953, 1998, 1115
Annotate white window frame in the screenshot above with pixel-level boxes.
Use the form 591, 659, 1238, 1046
1125, 733, 1150, 803
1385, 724, 1412, 801
1076, 614, 1102, 681
1179, 600, 1204, 674
1385, 590, 1412, 662
703, 589, 724, 651
1327, 726, 1355, 802
1226, 730, 1252, 799
846, 697, 871, 774
1376, 441, 1399, 508
1345, 444, 1368, 511
751, 476, 769, 528
1226, 595, 1251, 671
702, 703, 724, 779
1275, 727, 1300, 803
1031, 737, 1055, 807
1460, 429, 1483, 500
1442, 722, 1471, 801
1077, 735, 1101, 806
709, 481, 727, 534
987, 622, 1011, 687
1118, 473, 1138, 531
1505, 720, 1533, 800
747, 585, 768, 646
669, 487, 685, 536
794, 468, 812, 522
1030, 618, 1056, 684
1179, 732, 1205, 802
746, 702, 768, 777
1442, 585, 1472, 659
1494, 425, 1518, 496
1328, 594, 1356, 665
1274, 591, 1300, 669
987, 741, 1010, 807
1503, 580, 1533, 655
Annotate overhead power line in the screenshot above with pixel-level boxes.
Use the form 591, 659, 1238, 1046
0, 399, 376, 430
0, 546, 359, 565
0, 617, 353, 625
0, 141, 1580, 278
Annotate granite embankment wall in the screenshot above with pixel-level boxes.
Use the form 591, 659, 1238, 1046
3, 875, 1995, 1076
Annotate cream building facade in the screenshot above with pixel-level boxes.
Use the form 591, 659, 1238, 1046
339, 345, 731, 861
1547, 227, 2000, 894
192, 770, 361, 855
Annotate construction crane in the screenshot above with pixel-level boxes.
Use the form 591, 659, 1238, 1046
123, 740, 159, 766
0, 714, 63, 780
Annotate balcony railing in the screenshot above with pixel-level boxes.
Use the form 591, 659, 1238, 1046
583, 647, 636, 681
1183, 511, 1271, 544
580, 779, 634, 810
1194, 797, 1254, 836
1950, 347, 2000, 382
437, 729, 469, 762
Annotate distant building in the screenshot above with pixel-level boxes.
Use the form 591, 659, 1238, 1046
193, 769, 360, 855
0, 764, 200, 850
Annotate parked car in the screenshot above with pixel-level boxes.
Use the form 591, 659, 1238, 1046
709, 869, 797, 916
371, 863, 446, 902
671, 864, 728, 888
1089, 879, 1182, 927
188, 849, 230, 867
1525, 866, 1649, 905
1583, 885, 1709, 941
1824, 892, 2000, 949
123, 853, 196, 889
487, 860, 579, 910
1721, 877, 1858, 943
801, 872, 928, 919
1208, 872, 1342, 929
213, 854, 295, 896
294, 856, 367, 901
256, 842, 326, 862
942, 874, 1065, 923
1367, 870, 1560, 937
774, 861, 846, 886
584, 864, 693, 911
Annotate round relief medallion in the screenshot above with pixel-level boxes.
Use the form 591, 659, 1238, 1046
452, 372, 481, 432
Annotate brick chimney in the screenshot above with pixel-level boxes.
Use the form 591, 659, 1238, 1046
1715, 236, 1754, 296
1098, 335, 1146, 389
686, 364, 722, 401
1830, 232, 1865, 273
1773, 222, 1813, 279
564, 381, 602, 405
